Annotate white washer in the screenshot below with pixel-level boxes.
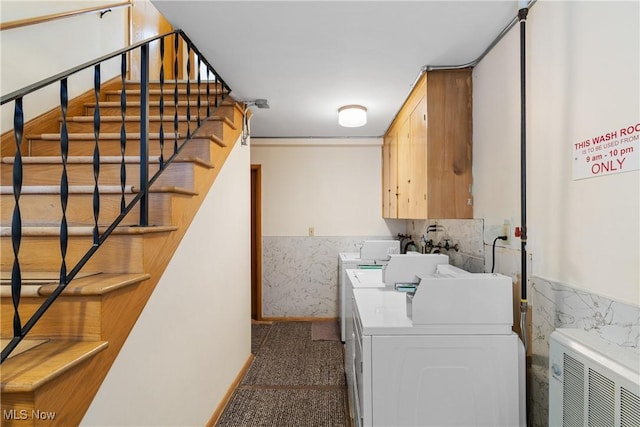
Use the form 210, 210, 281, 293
349, 286, 525, 427
344, 268, 386, 417
338, 252, 386, 342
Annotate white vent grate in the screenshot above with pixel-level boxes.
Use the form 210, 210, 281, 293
563, 354, 584, 427
588, 368, 615, 427
621, 387, 640, 427
549, 329, 640, 427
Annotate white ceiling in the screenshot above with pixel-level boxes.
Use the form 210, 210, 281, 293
152, 1, 522, 138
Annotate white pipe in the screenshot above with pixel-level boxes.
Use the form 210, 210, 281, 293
424, 0, 537, 71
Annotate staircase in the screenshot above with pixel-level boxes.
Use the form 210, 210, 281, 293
0, 74, 245, 425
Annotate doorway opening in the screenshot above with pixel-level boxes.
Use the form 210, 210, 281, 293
251, 165, 262, 320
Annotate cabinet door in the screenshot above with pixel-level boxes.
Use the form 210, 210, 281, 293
396, 118, 411, 219
388, 132, 398, 218
381, 131, 398, 218
408, 96, 428, 218
382, 139, 390, 218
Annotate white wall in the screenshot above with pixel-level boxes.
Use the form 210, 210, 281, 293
251, 138, 405, 237
1, 1, 127, 132
82, 138, 252, 426
473, 1, 639, 305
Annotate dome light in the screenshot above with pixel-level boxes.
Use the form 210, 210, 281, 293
338, 105, 367, 127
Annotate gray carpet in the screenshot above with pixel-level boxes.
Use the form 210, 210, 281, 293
242, 322, 345, 386
216, 322, 350, 427
216, 388, 348, 427
251, 323, 272, 354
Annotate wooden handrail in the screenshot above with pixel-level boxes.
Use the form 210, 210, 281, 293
0, 1, 131, 31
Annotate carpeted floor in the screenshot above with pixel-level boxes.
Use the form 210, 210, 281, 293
250, 323, 272, 355
216, 321, 350, 427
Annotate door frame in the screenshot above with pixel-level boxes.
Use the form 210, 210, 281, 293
251, 164, 262, 320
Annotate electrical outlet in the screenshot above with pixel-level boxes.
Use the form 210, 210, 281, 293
502, 220, 511, 244
308, 227, 315, 237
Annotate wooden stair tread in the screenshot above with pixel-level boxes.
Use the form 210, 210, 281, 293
214, 115, 237, 130
1, 339, 48, 359
178, 156, 215, 169
3, 155, 160, 164
1, 185, 135, 194
40, 272, 150, 296
0, 272, 150, 297
0, 339, 108, 392
106, 89, 225, 96
210, 134, 227, 147
65, 115, 188, 122
2, 155, 211, 166
87, 101, 214, 107
26, 132, 179, 140
0, 225, 178, 237
125, 79, 226, 85
0, 184, 198, 195
0, 271, 99, 284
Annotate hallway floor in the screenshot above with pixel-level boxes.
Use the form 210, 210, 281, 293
216, 321, 351, 427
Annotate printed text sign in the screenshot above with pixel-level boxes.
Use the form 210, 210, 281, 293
573, 122, 640, 180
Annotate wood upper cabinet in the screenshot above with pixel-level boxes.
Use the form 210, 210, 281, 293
382, 69, 473, 219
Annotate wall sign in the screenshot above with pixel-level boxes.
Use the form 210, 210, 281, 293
573, 122, 640, 180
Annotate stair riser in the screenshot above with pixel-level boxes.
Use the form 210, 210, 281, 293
1, 161, 196, 188
123, 82, 227, 91
29, 139, 215, 163
85, 104, 212, 117
28, 140, 179, 158
1, 296, 102, 340
0, 192, 176, 227
209, 104, 237, 123
105, 92, 223, 104
1, 234, 146, 273
64, 120, 193, 134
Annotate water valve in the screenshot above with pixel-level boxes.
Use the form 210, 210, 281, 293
515, 227, 522, 238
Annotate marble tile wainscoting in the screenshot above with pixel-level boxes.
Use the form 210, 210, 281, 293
529, 277, 640, 427
261, 236, 396, 318
408, 219, 485, 272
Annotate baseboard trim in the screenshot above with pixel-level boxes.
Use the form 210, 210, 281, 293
206, 353, 254, 427
259, 316, 338, 322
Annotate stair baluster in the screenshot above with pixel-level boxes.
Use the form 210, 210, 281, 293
197, 55, 202, 128
159, 36, 166, 170
119, 53, 128, 214
186, 44, 192, 140
173, 33, 180, 154
139, 43, 150, 227
10, 98, 24, 340
60, 78, 70, 283
92, 64, 101, 244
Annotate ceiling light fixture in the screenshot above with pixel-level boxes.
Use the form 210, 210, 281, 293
338, 104, 367, 127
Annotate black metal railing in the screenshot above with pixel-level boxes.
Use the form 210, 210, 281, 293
1, 29, 231, 362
